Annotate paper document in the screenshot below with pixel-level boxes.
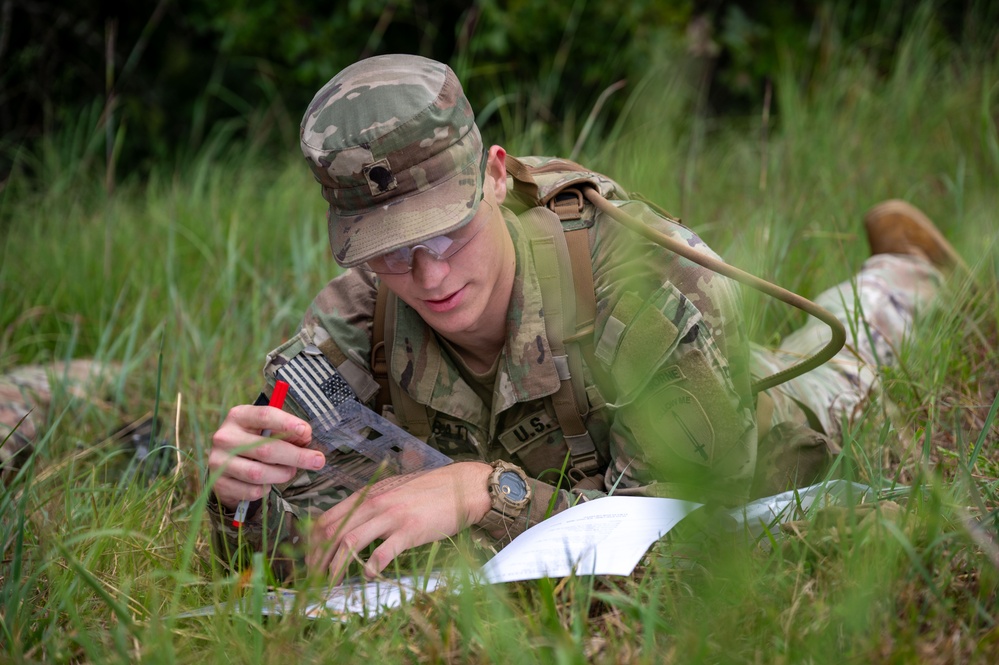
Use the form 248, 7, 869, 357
481, 480, 876, 583
481, 496, 701, 583
730, 479, 875, 536
176, 573, 443, 620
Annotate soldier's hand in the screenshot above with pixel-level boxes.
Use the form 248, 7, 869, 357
208, 405, 321, 508
306, 461, 492, 583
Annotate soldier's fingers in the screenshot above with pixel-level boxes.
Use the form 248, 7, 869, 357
327, 541, 354, 584
307, 496, 370, 571
212, 450, 300, 486
306, 539, 336, 575
363, 535, 408, 580
211, 429, 325, 471
308, 525, 355, 576
327, 520, 388, 584
211, 475, 271, 507
223, 405, 312, 445
240, 437, 325, 470
313, 494, 361, 535
307, 510, 347, 571
312, 488, 394, 549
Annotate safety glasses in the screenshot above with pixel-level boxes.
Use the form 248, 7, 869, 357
364, 200, 493, 274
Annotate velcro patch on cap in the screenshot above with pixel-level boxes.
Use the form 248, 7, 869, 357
363, 159, 398, 196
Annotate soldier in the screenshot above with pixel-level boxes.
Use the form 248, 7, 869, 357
0, 360, 166, 484
205, 54, 962, 581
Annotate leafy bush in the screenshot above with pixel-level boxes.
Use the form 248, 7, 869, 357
4, 0, 995, 182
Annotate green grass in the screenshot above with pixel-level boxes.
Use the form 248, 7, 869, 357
2, 17, 998, 665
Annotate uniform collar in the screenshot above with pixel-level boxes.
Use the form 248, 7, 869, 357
389, 207, 560, 427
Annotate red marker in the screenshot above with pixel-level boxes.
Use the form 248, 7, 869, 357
232, 380, 290, 527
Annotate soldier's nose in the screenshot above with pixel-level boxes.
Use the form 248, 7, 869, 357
410, 249, 450, 289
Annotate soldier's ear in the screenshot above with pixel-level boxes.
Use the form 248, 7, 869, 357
485, 145, 507, 204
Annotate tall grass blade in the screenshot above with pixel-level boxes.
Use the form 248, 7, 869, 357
969, 391, 999, 470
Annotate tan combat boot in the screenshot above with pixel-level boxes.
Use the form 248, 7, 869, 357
863, 199, 969, 273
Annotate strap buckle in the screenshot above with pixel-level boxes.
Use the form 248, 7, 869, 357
547, 189, 584, 221
565, 432, 600, 474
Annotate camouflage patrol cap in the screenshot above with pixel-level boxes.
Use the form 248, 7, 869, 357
300, 54, 484, 268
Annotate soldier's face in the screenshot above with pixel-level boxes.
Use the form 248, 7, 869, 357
377, 146, 515, 344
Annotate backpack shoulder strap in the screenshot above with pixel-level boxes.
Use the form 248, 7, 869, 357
371, 281, 391, 416
507, 154, 605, 368
565, 227, 596, 335
504, 154, 599, 328
371, 282, 432, 437
518, 205, 603, 474
505, 154, 620, 474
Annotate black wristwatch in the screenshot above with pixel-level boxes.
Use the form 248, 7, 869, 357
479, 461, 531, 536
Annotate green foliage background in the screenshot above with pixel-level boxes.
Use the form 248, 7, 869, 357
3, 0, 996, 176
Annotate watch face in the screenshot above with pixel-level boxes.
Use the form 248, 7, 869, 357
499, 470, 528, 502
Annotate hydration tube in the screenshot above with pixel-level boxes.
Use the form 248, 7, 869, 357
582, 187, 847, 395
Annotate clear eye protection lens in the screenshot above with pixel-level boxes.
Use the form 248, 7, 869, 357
374, 248, 414, 274
420, 235, 457, 256
365, 200, 491, 274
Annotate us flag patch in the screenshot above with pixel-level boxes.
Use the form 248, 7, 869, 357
275, 347, 357, 421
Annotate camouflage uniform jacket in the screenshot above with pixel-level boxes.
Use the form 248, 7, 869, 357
209, 199, 757, 575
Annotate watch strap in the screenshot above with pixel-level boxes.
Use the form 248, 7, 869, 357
480, 461, 531, 537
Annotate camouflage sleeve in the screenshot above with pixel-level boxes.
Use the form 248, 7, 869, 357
263, 266, 383, 407
589, 201, 758, 505
209, 268, 383, 578
206, 488, 310, 581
